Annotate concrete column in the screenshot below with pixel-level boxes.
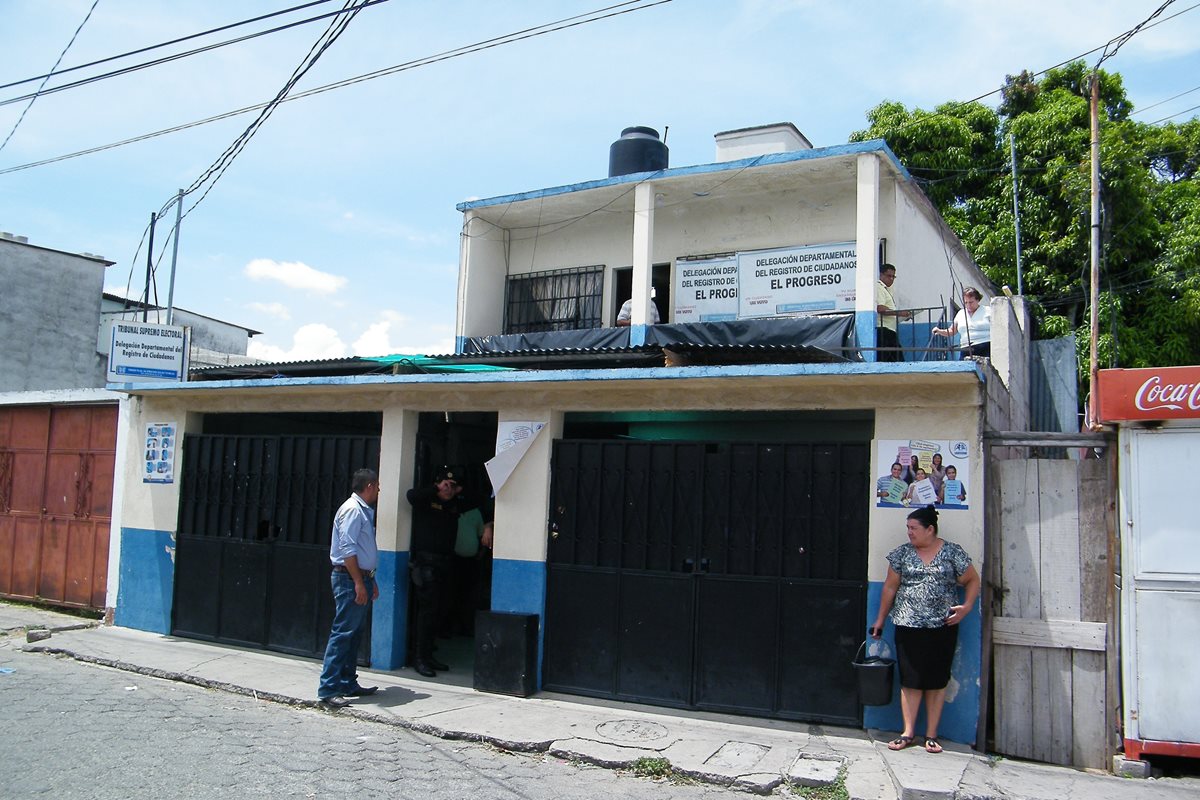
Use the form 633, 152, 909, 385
489, 410, 562, 688
630, 182, 656, 345
989, 297, 1031, 430
856, 153, 881, 361
371, 406, 418, 669
112, 398, 201, 633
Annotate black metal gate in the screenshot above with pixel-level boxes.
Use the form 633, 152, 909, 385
543, 439, 868, 724
172, 434, 380, 661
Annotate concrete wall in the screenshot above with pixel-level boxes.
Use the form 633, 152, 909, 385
864, 397, 986, 745
0, 240, 109, 391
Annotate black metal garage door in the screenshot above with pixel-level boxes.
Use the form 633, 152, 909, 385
172, 434, 380, 661
543, 439, 868, 725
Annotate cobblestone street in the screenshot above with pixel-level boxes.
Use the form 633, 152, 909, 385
0, 638, 733, 800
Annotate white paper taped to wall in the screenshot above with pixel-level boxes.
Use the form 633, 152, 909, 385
485, 421, 546, 495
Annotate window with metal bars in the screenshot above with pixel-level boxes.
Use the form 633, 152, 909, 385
504, 265, 603, 334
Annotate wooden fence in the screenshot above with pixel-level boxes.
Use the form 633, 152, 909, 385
984, 446, 1117, 769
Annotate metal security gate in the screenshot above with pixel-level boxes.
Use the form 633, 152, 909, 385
543, 439, 869, 724
0, 404, 116, 610
173, 434, 379, 660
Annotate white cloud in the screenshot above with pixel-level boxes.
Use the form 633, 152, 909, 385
245, 301, 291, 320
350, 313, 454, 357
244, 258, 347, 295
247, 323, 347, 362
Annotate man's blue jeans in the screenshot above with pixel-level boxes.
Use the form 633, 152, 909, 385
318, 571, 372, 699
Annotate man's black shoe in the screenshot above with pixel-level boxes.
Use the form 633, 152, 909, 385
318, 695, 351, 708
427, 658, 449, 671
413, 662, 437, 677
346, 685, 378, 696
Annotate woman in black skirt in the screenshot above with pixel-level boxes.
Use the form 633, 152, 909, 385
870, 505, 980, 753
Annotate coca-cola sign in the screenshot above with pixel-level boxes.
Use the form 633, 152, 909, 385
1098, 366, 1200, 421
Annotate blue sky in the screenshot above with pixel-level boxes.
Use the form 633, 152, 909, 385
2, 0, 1197, 360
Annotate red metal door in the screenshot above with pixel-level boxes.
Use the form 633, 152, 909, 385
0, 404, 116, 609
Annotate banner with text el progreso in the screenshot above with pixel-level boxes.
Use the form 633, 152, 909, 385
671, 256, 739, 323
738, 242, 857, 318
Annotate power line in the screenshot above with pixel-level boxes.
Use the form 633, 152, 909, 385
0, 0, 338, 92
1149, 102, 1200, 125
0, 0, 100, 155
1094, 0, 1177, 71
0, 0, 672, 177
875, 1, 1199, 140
1131, 83, 1200, 116
0, 0, 392, 109
178, 0, 368, 219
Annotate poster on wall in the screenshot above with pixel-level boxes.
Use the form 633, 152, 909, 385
485, 421, 547, 495
875, 439, 970, 510
672, 256, 739, 323
143, 422, 178, 484
737, 242, 857, 318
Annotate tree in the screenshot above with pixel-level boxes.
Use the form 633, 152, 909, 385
850, 62, 1200, 379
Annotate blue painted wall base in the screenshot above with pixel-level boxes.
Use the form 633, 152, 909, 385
491, 558, 547, 686
115, 527, 175, 634
370, 550, 408, 670
863, 580, 981, 745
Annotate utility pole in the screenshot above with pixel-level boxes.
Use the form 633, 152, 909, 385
166, 189, 184, 326
1009, 133, 1024, 296
143, 212, 157, 322
1087, 73, 1102, 430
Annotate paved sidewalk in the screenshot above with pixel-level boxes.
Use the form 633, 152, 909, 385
3, 602, 1196, 799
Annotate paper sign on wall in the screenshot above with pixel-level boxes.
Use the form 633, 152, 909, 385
875, 439, 970, 510
144, 422, 178, 484
485, 421, 546, 495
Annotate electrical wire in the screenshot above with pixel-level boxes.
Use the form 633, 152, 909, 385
0, 0, 391, 109
1094, 1, 1177, 71
870, 1, 1198, 142
0, 0, 672, 177
0, 0, 338, 92
0, 0, 100, 155
1131, 83, 1200, 116
1148, 101, 1200, 125
178, 0, 367, 219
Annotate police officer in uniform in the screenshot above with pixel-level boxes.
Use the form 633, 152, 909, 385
406, 467, 467, 676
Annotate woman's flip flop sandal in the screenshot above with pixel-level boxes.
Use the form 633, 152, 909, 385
887, 735, 915, 751
924, 738, 943, 754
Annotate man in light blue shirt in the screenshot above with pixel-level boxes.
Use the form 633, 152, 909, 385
318, 468, 380, 707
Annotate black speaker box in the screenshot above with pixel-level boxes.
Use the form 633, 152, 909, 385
473, 610, 538, 697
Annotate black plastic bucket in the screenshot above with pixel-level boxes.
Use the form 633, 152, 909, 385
852, 640, 895, 706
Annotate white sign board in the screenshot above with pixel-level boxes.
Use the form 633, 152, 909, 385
672, 256, 739, 323
143, 422, 178, 484
738, 242, 857, 318
107, 322, 189, 382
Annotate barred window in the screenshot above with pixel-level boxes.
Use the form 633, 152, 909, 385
504, 266, 603, 334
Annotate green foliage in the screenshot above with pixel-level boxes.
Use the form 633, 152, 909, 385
630, 756, 672, 777
788, 767, 850, 800
851, 60, 1200, 384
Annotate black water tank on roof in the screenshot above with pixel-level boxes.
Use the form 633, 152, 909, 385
608, 126, 669, 178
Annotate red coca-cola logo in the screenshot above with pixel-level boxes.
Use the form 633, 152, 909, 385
1134, 375, 1200, 412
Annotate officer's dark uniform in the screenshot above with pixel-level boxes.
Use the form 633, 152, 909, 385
406, 470, 467, 676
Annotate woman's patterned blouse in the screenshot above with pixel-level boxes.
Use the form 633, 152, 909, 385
885, 540, 972, 628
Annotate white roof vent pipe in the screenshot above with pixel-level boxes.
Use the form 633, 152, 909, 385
715, 123, 812, 163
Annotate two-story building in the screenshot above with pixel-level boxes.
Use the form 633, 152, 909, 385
107, 124, 1029, 746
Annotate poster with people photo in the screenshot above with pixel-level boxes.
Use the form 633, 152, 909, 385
144, 422, 177, 484
874, 439, 970, 510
